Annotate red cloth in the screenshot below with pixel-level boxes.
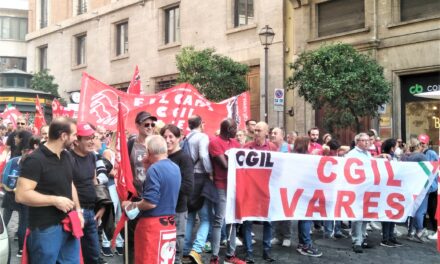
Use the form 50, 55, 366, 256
308, 142, 323, 155
244, 140, 278, 151
127, 65, 142, 95
209, 136, 240, 189
34, 95, 46, 131
134, 216, 176, 264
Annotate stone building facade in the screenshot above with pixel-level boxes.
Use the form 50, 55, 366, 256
289, 0, 440, 146
26, 0, 286, 127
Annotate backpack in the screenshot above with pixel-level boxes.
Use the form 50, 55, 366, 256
181, 132, 199, 164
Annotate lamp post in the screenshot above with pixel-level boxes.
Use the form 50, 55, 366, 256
259, 25, 275, 123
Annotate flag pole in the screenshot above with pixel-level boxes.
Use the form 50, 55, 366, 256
124, 221, 129, 264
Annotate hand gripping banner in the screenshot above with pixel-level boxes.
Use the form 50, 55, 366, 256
225, 149, 438, 224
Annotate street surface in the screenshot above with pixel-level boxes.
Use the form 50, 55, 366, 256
4, 208, 439, 264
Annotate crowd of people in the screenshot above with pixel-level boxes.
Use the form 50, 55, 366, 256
0, 113, 438, 264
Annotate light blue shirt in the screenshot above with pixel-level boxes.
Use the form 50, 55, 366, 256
345, 146, 371, 159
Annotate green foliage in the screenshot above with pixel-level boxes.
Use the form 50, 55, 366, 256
30, 69, 66, 105
176, 47, 249, 101
286, 43, 391, 132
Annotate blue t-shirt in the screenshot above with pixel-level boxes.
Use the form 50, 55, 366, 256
140, 159, 181, 217
2, 156, 21, 190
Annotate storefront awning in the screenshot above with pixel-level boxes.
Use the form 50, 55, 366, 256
414, 91, 440, 100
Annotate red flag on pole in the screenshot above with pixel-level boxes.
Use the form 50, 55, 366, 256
126, 65, 142, 94
34, 95, 46, 132
52, 99, 62, 118
112, 97, 137, 247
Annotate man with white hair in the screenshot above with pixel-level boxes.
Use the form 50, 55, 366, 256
123, 135, 181, 263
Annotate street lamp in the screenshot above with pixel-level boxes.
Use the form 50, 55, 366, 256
259, 25, 275, 123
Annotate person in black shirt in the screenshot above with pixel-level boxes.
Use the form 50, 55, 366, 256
71, 122, 106, 264
6, 116, 30, 158
160, 124, 194, 264
15, 117, 83, 264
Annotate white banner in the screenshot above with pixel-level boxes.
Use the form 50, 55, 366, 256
225, 149, 438, 224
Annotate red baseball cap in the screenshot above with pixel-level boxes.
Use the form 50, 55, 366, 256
418, 134, 430, 144
77, 122, 95, 137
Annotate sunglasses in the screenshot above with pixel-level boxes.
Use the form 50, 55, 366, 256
17, 122, 26, 125
143, 123, 155, 128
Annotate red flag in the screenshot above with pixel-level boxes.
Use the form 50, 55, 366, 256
34, 95, 46, 131
126, 65, 142, 94
112, 98, 138, 247
2, 105, 22, 128
52, 99, 62, 118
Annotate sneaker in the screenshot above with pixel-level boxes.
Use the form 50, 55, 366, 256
204, 241, 212, 253
16, 250, 22, 258
299, 245, 323, 257
380, 240, 397, 248
263, 254, 276, 262
189, 250, 203, 264
210, 256, 219, 264
245, 256, 255, 263
236, 237, 243, 246
251, 232, 255, 237
296, 244, 304, 253
361, 240, 374, 249
353, 245, 363, 253
115, 247, 124, 256
407, 234, 424, 243
334, 232, 347, 239
389, 238, 403, 247
101, 247, 114, 257
220, 239, 227, 248
270, 237, 281, 245
282, 239, 291, 247
428, 231, 438, 240
251, 239, 256, 245
225, 255, 246, 264
415, 231, 429, 243
394, 228, 402, 237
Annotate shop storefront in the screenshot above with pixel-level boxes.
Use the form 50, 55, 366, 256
400, 71, 440, 151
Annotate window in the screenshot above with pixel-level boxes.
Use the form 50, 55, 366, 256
38, 45, 47, 71
0, 17, 27, 40
317, 0, 365, 37
165, 6, 180, 44
75, 34, 86, 65
156, 79, 176, 92
234, 0, 254, 27
400, 0, 439, 22
116, 22, 128, 56
78, 0, 87, 15
41, 0, 48, 28
0, 57, 26, 71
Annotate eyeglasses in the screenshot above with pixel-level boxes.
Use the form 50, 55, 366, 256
143, 123, 156, 128
358, 139, 369, 142
17, 122, 25, 125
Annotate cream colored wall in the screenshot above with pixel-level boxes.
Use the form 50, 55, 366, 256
0, 8, 28, 62
26, 0, 285, 126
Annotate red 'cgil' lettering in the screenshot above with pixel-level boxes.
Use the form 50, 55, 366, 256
344, 158, 366, 184
385, 161, 401, 187
317, 156, 337, 183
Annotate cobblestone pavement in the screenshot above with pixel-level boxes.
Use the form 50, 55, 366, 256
4, 209, 440, 264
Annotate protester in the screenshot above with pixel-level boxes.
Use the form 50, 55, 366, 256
15, 117, 84, 263
270, 127, 293, 247
6, 116, 31, 158
181, 115, 215, 264
160, 124, 194, 264
418, 134, 438, 240
345, 132, 374, 253
245, 119, 257, 143
286, 131, 298, 149
307, 127, 323, 155
122, 135, 181, 264
39, 125, 49, 143
209, 118, 245, 264
293, 136, 323, 257
401, 137, 430, 242
243, 121, 276, 262
236, 129, 246, 147
126, 111, 157, 262
71, 123, 106, 264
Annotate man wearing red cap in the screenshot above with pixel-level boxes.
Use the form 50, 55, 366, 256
418, 134, 439, 240
71, 122, 106, 264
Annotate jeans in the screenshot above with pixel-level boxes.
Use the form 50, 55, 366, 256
212, 188, 236, 257
81, 209, 100, 264
381, 222, 396, 241
184, 200, 212, 255
413, 193, 429, 232
324, 220, 342, 236
351, 221, 367, 246
102, 184, 124, 248
243, 221, 272, 257
298, 220, 312, 246
274, 221, 292, 240
175, 211, 188, 264
17, 204, 28, 250
27, 224, 80, 264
